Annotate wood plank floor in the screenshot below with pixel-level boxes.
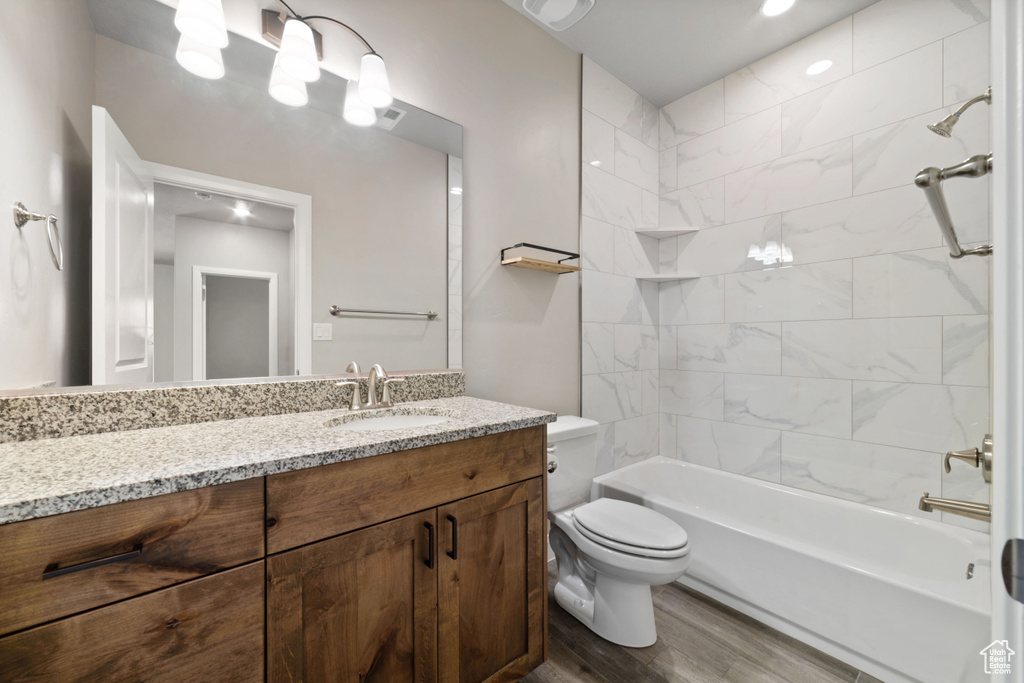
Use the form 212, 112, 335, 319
524, 569, 887, 683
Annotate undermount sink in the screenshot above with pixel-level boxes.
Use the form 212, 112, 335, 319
326, 411, 453, 432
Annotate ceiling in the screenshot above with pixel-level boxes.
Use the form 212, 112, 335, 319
154, 183, 295, 231
503, 0, 881, 106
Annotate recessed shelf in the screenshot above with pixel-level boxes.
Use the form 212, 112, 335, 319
501, 257, 581, 274
635, 227, 699, 239
635, 272, 700, 282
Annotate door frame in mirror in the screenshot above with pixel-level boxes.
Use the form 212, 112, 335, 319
146, 163, 313, 377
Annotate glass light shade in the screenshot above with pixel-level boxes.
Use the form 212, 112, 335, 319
278, 19, 320, 83
174, 0, 228, 48
358, 53, 393, 108
269, 54, 308, 106
343, 80, 377, 127
175, 34, 224, 79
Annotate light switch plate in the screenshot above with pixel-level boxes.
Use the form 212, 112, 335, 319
313, 323, 333, 341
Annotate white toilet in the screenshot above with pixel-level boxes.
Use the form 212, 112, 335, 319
546, 416, 690, 648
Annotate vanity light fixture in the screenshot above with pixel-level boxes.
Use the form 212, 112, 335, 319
269, 53, 309, 106
760, 0, 796, 17
805, 59, 832, 76
173, 0, 228, 79
175, 34, 225, 80
343, 79, 377, 127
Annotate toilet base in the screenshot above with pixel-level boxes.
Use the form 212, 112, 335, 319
553, 572, 658, 647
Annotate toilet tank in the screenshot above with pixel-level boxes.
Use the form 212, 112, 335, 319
546, 416, 599, 511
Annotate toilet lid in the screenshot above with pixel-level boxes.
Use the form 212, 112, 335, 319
572, 499, 688, 558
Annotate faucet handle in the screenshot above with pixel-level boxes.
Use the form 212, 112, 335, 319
944, 434, 994, 483
944, 448, 980, 473
346, 362, 360, 373
335, 380, 363, 411
380, 377, 405, 407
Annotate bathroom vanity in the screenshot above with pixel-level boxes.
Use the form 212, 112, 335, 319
0, 391, 553, 682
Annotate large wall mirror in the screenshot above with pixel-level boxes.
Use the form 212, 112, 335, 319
0, 0, 462, 394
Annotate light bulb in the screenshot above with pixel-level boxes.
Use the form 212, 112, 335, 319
358, 53, 393, 108
278, 19, 320, 83
760, 0, 796, 17
176, 34, 224, 79
174, 0, 228, 48
343, 80, 376, 127
269, 53, 308, 106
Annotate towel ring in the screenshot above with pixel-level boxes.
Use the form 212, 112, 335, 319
13, 202, 64, 271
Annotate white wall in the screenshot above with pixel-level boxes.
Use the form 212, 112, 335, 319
172, 217, 292, 381
153, 263, 174, 382
0, 0, 94, 389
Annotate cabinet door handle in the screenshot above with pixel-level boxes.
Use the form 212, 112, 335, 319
42, 544, 143, 580
424, 522, 435, 569
446, 514, 458, 560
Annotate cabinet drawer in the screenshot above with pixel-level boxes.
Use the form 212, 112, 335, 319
0, 478, 264, 636
267, 426, 545, 553
0, 562, 265, 683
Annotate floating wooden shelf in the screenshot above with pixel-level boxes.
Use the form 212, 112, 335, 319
635, 227, 699, 239
500, 242, 580, 275
501, 257, 581, 274
635, 272, 700, 282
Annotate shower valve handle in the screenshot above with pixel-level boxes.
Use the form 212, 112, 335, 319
944, 434, 993, 483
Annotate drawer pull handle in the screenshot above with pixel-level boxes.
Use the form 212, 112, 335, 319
424, 522, 435, 569
447, 514, 458, 560
42, 544, 143, 580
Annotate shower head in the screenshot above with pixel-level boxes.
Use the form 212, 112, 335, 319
927, 87, 991, 137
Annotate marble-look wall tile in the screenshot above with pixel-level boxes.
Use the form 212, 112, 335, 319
724, 139, 853, 223
614, 228, 657, 278
782, 185, 940, 263
582, 270, 643, 324
660, 370, 724, 420
614, 414, 660, 469
581, 217, 615, 274
659, 236, 680, 273
725, 374, 852, 438
942, 315, 989, 387
677, 323, 782, 375
659, 326, 678, 370
852, 0, 988, 72
676, 106, 782, 189
660, 147, 677, 194
448, 259, 462, 296
782, 318, 942, 383
582, 164, 642, 229
724, 18, 853, 122
677, 214, 782, 276
676, 416, 781, 482
781, 432, 940, 517
852, 247, 988, 318
852, 107, 990, 196
583, 109, 615, 171
660, 413, 677, 458
582, 372, 642, 424
782, 43, 942, 155
582, 322, 615, 375
448, 333, 462, 370
448, 294, 462, 330
660, 79, 724, 150
660, 178, 725, 229
583, 56, 644, 140
660, 275, 725, 326
615, 129, 659, 193
595, 422, 616, 477
642, 98, 660, 149
725, 260, 853, 323
643, 369, 659, 416
943, 22, 990, 106
614, 325, 658, 372
641, 280, 660, 328
641, 190, 659, 229
852, 380, 989, 453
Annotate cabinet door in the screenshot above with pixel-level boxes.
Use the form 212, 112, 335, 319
0, 562, 264, 682
438, 478, 545, 683
267, 509, 438, 683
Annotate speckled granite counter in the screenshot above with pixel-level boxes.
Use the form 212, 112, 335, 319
0, 396, 555, 525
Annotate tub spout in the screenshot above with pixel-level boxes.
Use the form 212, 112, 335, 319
919, 492, 991, 522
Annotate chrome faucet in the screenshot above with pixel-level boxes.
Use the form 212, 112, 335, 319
335, 362, 404, 411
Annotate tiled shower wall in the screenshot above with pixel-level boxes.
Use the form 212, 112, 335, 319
580, 0, 992, 531
658, 0, 992, 530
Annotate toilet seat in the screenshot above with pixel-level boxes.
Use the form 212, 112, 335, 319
572, 499, 689, 559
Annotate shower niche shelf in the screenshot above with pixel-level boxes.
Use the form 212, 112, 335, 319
635, 272, 700, 282
635, 227, 699, 239
500, 243, 581, 275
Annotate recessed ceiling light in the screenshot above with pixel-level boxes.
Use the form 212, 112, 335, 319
805, 59, 833, 76
232, 204, 252, 217
760, 0, 796, 17
589, 160, 602, 167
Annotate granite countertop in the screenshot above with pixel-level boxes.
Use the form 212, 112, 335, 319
0, 396, 556, 525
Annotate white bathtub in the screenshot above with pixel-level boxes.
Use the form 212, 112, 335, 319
592, 456, 992, 683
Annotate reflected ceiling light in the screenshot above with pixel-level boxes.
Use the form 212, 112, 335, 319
589, 160, 602, 166
343, 80, 377, 126
805, 59, 832, 76
450, 187, 463, 195
748, 241, 793, 266
174, 0, 228, 48
233, 203, 252, 217
760, 0, 796, 17
175, 34, 225, 80
269, 53, 309, 106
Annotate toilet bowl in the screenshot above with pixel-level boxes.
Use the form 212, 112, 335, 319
546, 417, 690, 647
